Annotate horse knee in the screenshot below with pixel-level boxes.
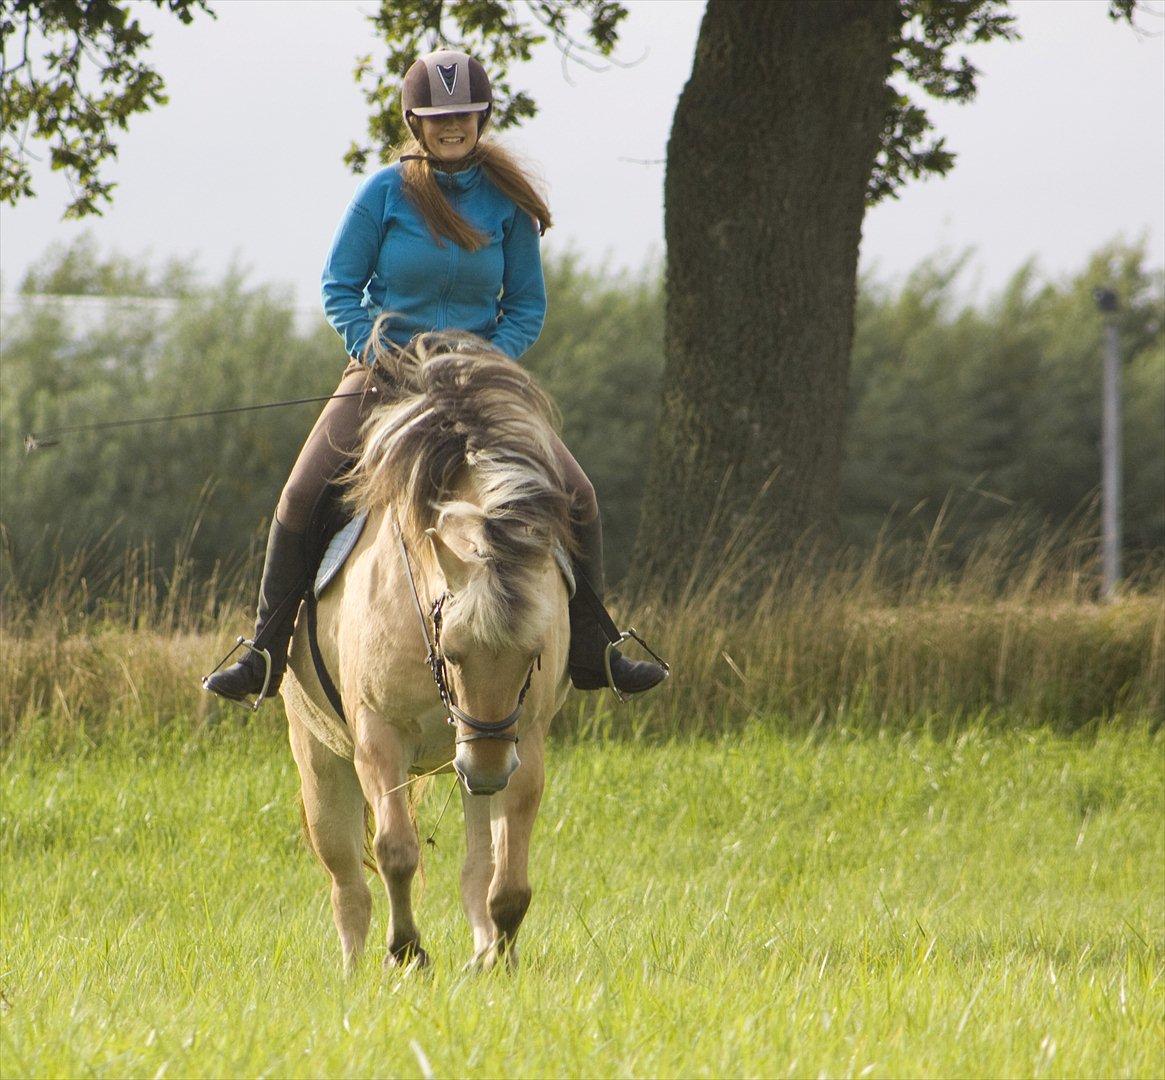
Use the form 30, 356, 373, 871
374, 830, 419, 883
312, 833, 364, 886
488, 883, 532, 939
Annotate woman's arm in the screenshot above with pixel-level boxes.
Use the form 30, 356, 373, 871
490, 209, 547, 360
320, 176, 388, 361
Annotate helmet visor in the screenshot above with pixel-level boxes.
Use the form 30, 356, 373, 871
409, 102, 490, 116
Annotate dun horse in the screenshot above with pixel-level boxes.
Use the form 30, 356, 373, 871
281, 332, 576, 972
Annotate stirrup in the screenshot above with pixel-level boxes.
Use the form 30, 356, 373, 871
603, 627, 670, 704
201, 635, 274, 711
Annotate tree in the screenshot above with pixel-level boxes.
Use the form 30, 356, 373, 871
0, 0, 214, 218
345, 0, 1030, 591
350, 1, 1146, 594
843, 242, 1165, 563
342, 1, 627, 173
5, 0, 1143, 595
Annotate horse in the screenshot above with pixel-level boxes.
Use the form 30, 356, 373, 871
280, 332, 577, 973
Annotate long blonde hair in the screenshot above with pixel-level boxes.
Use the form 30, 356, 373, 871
396, 133, 552, 250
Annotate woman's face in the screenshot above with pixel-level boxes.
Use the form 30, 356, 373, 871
418, 112, 480, 164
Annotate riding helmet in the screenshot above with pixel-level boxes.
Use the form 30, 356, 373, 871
402, 49, 493, 131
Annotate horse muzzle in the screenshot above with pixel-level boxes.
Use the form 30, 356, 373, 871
454, 741, 520, 796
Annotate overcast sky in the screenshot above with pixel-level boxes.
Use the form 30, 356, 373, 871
2, 0, 1162, 310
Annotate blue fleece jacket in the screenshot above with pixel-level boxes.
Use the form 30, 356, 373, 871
320, 162, 546, 361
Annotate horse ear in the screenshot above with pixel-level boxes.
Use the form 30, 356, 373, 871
426, 527, 469, 591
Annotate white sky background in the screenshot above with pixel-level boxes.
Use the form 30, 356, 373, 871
1, 0, 1162, 310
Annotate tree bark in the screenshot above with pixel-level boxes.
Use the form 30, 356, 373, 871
632, 0, 899, 596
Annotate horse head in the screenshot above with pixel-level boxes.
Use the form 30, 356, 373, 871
425, 502, 564, 795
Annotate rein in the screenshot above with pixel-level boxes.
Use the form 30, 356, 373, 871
23, 388, 379, 452
392, 512, 535, 745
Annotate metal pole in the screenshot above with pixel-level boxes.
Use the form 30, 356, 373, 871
1093, 288, 1121, 600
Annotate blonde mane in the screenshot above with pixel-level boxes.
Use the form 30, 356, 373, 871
347, 324, 574, 649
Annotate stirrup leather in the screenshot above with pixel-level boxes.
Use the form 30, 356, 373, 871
603, 627, 670, 704
201, 635, 274, 711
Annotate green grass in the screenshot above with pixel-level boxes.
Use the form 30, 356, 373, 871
2, 722, 1162, 1078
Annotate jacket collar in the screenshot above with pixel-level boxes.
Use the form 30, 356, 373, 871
434, 163, 481, 192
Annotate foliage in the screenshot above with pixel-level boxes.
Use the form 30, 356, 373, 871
0, 0, 214, 217
523, 251, 663, 581
17, 230, 198, 296
1, 723, 1161, 1076
1, 241, 338, 593
846, 241, 1165, 557
343, 0, 627, 173
347, 1, 1135, 204
0, 0, 1141, 216
872, 1, 1020, 203
872, 0, 1137, 202
2, 236, 1161, 602
0, 238, 662, 595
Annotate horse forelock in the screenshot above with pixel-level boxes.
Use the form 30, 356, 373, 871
347, 332, 572, 650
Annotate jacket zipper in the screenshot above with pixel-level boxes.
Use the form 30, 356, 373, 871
437, 188, 461, 327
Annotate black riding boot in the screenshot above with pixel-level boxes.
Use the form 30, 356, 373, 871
568, 510, 668, 695
203, 520, 310, 702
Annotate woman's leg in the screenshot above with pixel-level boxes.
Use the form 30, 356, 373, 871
204, 363, 383, 702
277, 363, 382, 533
549, 438, 605, 595
547, 434, 667, 696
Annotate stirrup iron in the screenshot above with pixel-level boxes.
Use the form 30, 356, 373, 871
603, 627, 670, 704
201, 635, 274, 711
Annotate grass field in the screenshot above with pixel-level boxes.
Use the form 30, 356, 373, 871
1, 720, 1161, 1078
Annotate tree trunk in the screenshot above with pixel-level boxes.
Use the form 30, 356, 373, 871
632, 0, 899, 596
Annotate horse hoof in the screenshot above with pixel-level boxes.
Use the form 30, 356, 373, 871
464, 948, 493, 974
465, 942, 517, 974
387, 941, 429, 970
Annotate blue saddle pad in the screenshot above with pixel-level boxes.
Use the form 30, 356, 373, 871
314, 512, 368, 598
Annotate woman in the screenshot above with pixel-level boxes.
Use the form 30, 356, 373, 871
204, 49, 666, 704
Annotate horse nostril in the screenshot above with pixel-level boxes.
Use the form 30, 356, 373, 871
504, 751, 520, 780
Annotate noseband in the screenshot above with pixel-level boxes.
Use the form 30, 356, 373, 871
428, 592, 537, 745
395, 513, 536, 746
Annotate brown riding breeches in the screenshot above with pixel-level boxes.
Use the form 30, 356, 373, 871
276, 361, 381, 533
275, 361, 602, 586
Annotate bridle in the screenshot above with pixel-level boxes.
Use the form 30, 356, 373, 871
428, 592, 537, 744
395, 513, 537, 746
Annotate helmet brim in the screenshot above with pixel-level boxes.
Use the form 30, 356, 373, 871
408, 103, 490, 116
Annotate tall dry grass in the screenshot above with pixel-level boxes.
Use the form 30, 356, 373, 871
1, 514, 1161, 749
601, 510, 1163, 738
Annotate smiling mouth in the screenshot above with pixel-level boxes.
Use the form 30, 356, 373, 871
439, 136, 465, 145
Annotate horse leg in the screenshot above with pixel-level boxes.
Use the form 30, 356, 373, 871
288, 713, 370, 975
352, 713, 427, 969
477, 734, 546, 972
460, 783, 496, 961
